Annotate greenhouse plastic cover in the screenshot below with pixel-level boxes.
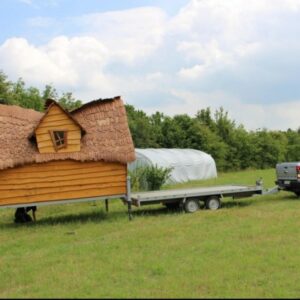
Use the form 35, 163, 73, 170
128, 148, 218, 184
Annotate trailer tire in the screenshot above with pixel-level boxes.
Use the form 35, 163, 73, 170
205, 196, 221, 210
184, 199, 200, 213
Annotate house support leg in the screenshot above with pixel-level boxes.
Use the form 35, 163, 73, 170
105, 199, 109, 213
127, 175, 132, 221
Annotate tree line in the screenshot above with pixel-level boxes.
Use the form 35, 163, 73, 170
127, 105, 300, 171
1, 70, 299, 171
0, 71, 81, 112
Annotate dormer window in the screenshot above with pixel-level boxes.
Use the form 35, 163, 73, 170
33, 101, 84, 154
50, 130, 67, 151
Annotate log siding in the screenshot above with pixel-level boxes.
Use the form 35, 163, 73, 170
0, 160, 127, 206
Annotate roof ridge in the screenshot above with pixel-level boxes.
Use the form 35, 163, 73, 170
71, 96, 121, 114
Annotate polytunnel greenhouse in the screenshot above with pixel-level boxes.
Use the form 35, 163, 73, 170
128, 148, 218, 184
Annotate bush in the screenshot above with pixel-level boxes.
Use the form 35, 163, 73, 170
129, 164, 173, 191
129, 166, 148, 192
144, 165, 173, 191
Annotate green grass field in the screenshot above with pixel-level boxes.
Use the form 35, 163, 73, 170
1, 168, 300, 298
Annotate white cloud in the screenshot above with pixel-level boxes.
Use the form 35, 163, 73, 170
0, 36, 109, 90
77, 7, 168, 63
2, 0, 300, 130
171, 0, 300, 78
146, 72, 163, 81
177, 64, 206, 79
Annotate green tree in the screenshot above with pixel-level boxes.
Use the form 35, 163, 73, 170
149, 112, 165, 147
125, 104, 157, 147
58, 92, 82, 111
186, 121, 229, 171
42, 84, 58, 101
252, 130, 287, 169
0, 71, 13, 104
160, 116, 186, 148
232, 126, 256, 169
196, 107, 217, 132
285, 129, 300, 162
11, 78, 44, 111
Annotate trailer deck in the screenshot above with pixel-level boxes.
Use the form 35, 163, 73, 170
131, 184, 265, 211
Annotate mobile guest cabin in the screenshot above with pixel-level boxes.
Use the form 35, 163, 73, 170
0, 96, 136, 218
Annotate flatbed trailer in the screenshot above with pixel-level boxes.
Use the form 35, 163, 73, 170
130, 183, 278, 213
1, 178, 279, 222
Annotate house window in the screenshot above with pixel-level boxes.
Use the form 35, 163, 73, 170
50, 130, 67, 150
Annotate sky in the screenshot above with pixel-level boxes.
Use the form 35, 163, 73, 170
1, 0, 300, 130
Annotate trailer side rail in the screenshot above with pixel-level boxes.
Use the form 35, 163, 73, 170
131, 185, 263, 207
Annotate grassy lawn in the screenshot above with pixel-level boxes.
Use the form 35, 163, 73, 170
1, 168, 300, 298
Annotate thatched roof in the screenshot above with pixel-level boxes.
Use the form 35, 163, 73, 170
0, 96, 135, 170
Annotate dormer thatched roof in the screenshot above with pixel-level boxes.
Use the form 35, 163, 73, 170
0, 96, 135, 170
33, 99, 86, 136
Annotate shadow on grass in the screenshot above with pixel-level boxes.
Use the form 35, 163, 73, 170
132, 200, 251, 216
225, 192, 300, 207
221, 199, 253, 209
275, 193, 300, 201
1, 210, 128, 229
133, 206, 183, 217
4, 194, 297, 228
36, 210, 110, 226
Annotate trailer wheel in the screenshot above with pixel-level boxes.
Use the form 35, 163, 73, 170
184, 199, 200, 213
205, 196, 221, 210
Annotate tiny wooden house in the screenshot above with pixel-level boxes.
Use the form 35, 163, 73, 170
0, 97, 135, 212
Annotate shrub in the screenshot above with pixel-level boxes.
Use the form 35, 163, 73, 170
129, 166, 148, 192
129, 164, 173, 191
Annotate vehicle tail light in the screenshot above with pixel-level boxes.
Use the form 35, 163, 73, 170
296, 166, 300, 179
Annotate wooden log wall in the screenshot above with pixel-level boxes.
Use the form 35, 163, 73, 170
0, 160, 127, 206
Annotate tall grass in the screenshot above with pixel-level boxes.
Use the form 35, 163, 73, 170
1, 168, 300, 298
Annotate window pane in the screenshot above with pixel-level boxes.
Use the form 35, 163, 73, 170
54, 131, 65, 141
52, 131, 66, 149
